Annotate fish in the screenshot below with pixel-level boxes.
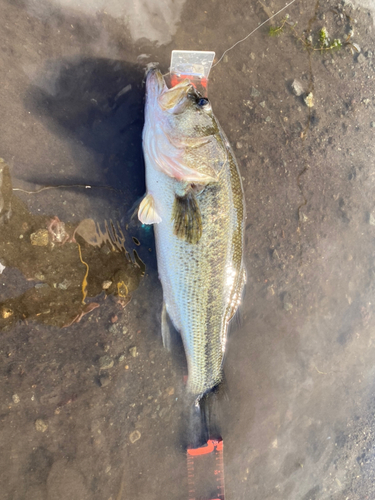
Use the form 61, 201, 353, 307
138, 68, 245, 436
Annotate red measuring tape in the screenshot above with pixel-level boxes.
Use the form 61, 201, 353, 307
187, 438, 225, 500
170, 74, 209, 97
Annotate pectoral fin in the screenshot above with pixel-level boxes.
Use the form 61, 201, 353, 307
138, 193, 162, 224
172, 191, 202, 244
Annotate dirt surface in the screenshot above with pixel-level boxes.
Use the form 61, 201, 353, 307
1, 0, 375, 498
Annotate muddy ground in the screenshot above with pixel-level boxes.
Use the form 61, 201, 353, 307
1, 0, 375, 498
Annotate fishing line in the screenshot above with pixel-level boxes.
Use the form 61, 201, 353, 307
212, 0, 299, 68
12, 184, 121, 194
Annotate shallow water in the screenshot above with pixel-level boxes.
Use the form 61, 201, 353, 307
1, 0, 375, 498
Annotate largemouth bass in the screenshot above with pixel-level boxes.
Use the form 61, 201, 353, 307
139, 68, 245, 403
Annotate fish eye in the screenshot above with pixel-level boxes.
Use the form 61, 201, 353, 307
198, 98, 210, 107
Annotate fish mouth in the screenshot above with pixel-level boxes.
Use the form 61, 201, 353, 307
145, 68, 194, 113
145, 68, 167, 98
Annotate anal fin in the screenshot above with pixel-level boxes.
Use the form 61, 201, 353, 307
161, 302, 173, 351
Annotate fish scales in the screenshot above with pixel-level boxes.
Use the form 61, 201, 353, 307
139, 69, 245, 399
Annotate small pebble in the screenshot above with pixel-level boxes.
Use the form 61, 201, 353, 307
251, 87, 260, 97
99, 375, 111, 387
304, 92, 314, 108
102, 280, 112, 290
58, 279, 70, 290
291, 79, 304, 96
370, 122, 375, 128
129, 346, 138, 358
1, 306, 13, 319
35, 419, 48, 432
369, 213, 375, 226
12, 394, 20, 404
30, 229, 49, 246
259, 101, 266, 108
99, 355, 114, 370
272, 249, 280, 260
129, 430, 141, 444
352, 42, 361, 53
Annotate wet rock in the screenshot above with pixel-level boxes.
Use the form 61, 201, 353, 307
99, 374, 111, 387
369, 213, 375, 226
282, 293, 293, 311
351, 42, 361, 53
291, 79, 304, 96
129, 346, 138, 357
1, 306, 13, 319
108, 324, 118, 334
30, 229, 49, 246
304, 92, 314, 108
283, 301, 293, 311
99, 355, 114, 370
58, 279, 70, 290
35, 418, 48, 432
129, 430, 141, 443
12, 394, 20, 404
251, 87, 260, 97
271, 249, 280, 260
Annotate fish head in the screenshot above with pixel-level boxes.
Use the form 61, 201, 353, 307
144, 69, 227, 183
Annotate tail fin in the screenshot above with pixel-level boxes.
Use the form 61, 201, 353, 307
184, 386, 223, 450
